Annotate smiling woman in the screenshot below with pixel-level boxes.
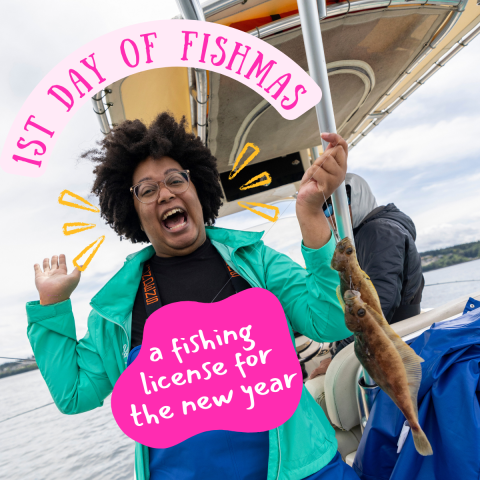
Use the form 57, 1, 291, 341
27, 103, 356, 480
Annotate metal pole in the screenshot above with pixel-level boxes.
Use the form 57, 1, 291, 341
298, 0, 377, 405
175, 0, 208, 144
316, 0, 327, 19
297, 0, 354, 244
91, 91, 111, 135
176, 0, 205, 21
356, 366, 380, 432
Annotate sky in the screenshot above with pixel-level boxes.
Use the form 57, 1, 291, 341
0, 0, 479, 361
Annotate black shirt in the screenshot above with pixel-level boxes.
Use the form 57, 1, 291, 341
131, 238, 237, 349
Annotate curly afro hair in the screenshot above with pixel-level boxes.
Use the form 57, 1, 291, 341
82, 112, 224, 243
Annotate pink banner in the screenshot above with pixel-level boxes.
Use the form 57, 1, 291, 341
111, 288, 303, 448
1, 19, 321, 178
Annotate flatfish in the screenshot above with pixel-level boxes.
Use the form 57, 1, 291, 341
332, 237, 433, 456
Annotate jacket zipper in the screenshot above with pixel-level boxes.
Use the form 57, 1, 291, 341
92, 306, 130, 369
230, 249, 282, 480
230, 249, 259, 292
276, 428, 281, 480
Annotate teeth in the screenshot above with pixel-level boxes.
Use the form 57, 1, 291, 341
168, 221, 187, 231
162, 208, 184, 221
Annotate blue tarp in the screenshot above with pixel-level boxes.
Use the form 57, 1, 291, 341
353, 299, 480, 480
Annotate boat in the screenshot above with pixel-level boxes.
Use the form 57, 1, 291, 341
89, 0, 480, 468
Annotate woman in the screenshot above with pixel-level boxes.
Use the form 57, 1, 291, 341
28, 113, 359, 480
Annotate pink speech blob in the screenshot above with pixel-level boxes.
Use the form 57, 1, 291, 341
2, 19, 321, 177
111, 288, 303, 448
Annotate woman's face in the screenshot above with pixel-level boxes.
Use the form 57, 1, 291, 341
132, 156, 206, 257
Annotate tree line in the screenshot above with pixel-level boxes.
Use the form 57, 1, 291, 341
421, 240, 480, 272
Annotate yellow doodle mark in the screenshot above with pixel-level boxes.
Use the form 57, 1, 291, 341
237, 202, 280, 222
73, 236, 105, 272
239, 172, 272, 191
58, 190, 100, 213
62, 222, 96, 236
229, 143, 260, 180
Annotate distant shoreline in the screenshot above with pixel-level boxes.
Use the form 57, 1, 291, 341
0, 362, 38, 379
421, 240, 480, 273
422, 256, 479, 273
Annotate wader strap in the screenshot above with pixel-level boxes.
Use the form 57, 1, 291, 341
141, 262, 162, 317
141, 260, 251, 317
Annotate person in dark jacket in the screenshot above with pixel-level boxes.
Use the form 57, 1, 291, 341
310, 172, 424, 377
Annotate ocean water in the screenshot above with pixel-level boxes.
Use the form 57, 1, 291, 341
1, 260, 479, 479
421, 258, 480, 309
0, 370, 134, 480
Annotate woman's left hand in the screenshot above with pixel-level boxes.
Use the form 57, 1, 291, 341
296, 132, 348, 249
296, 133, 348, 217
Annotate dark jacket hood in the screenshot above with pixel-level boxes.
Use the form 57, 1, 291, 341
355, 203, 417, 240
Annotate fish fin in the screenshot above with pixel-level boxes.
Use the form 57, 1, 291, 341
336, 285, 345, 312
382, 324, 432, 456
382, 327, 424, 417
366, 305, 424, 415
411, 425, 433, 456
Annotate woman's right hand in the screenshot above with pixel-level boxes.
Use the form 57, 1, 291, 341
34, 254, 81, 306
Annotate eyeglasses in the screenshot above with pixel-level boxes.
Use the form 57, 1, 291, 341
322, 196, 351, 218
130, 170, 190, 204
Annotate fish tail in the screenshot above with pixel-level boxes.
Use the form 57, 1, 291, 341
411, 425, 433, 456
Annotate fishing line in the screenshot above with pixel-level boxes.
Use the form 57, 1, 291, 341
260, 198, 296, 243
213, 197, 301, 297
321, 188, 340, 244
425, 279, 480, 287
210, 277, 233, 303
0, 402, 55, 424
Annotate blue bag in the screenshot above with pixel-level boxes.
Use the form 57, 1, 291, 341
353, 302, 480, 480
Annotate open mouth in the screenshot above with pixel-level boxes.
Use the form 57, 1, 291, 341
161, 207, 188, 232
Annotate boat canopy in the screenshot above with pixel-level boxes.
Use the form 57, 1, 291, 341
94, 0, 480, 217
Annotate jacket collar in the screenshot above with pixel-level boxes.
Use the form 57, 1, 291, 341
353, 205, 386, 235
90, 226, 264, 325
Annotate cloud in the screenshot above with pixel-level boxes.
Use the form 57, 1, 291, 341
349, 115, 480, 171
374, 37, 480, 124
417, 222, 480, 252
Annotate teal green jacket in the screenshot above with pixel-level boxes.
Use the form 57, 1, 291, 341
26, 226, 351, 480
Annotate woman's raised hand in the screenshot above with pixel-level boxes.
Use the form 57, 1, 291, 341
295, 132, 348, 250
34, 254, 81, 306
296, 132, 348, 215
